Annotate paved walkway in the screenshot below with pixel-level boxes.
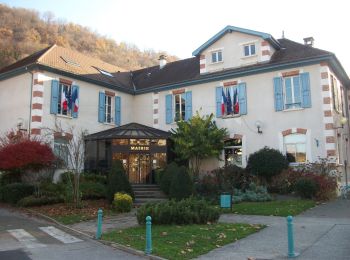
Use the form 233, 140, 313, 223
68, 199, 350, 260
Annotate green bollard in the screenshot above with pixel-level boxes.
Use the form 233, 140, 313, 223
145, 216, 152, 255
287, 216, 298, 258
96, 208, 103, 240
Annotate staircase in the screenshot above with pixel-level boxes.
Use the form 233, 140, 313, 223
132, 184, 167, 206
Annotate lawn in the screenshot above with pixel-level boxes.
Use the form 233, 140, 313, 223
27, 199, 113, 225
223, 200, 316, 216
103, 223, 264, 259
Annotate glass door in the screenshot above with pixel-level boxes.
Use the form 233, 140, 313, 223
128, 153, 151, 184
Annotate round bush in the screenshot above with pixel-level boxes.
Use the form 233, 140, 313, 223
247, 147, 288, 183
113, 192, 133, 213
1, 183, 34, 204
80, 182, 106, 199
169, 166, 193, 200
17, 195, 63, 207
295, 178, 319, 199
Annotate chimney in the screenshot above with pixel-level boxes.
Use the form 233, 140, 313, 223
159, 54, 167, 69
303, 37, 314, 47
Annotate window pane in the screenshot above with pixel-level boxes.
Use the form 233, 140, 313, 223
218, 51, 222, 61
181, 95, 186, 120
250, 44, 256, 55
285, 144, 296, 162
284, 133, 306, 144
112, 139, 129, 145
293, 76, 301, 104
244, 45, 250, 56
284, 78, 293, 106
212, 52, 217, 63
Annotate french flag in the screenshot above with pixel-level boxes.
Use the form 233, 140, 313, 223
221, 88, 227, 115
72, 87, 79, 113
61, 89, 68, 111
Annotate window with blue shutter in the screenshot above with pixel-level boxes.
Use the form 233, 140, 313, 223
50, 80, 59, 114
165, 94, 173, 124
115, 96, 121, 126
300, 72, 311, 108
274, 73, 311, 111
98, 92, 105, 123
273, 77, 284, 111
185, 91, 192, 121
71, 85, 79, 118
216, 87, 223, 118
238, 83, 247, 115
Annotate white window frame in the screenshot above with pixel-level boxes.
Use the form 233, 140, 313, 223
243, 44, 256, 57
104, 95, 114, 123
224, 138, 243, 167
283, 76, 302, 110
57, 83, 72, 117
174, 94, 186, 122
211, 50, 223, 63
331, 75, 342, 114
284, 133, 307, 163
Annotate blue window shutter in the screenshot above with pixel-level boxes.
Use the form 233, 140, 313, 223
98, 92, 105, 123
166, 94, 173, 124
300, 72, 311, 108
216, 87, 223, 117
238, 82, 247, 115
71, 85, 79, 118
115, 96, 121, 126
293, 76, 301, 104
50, 80, 59, 114
273, 77, 284, 111
185, 91, 192, 121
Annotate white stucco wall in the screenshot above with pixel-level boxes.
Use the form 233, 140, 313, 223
0, 73, 32, 134
201, 31, 276, 73
153, 64, 327, 173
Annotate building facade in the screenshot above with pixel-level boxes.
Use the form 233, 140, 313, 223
0, 26, 349, 183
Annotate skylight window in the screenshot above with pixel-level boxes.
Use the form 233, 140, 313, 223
60, 56, 80, 67
97, 68, 114, 77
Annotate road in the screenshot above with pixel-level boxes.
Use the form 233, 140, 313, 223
0, 207, 145, 260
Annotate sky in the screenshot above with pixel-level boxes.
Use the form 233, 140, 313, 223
1, 0, 350, 74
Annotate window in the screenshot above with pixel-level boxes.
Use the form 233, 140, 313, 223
104, 95, 113, 123
244, 44, 256, 57
331, 75, 342, 113
284, 133, 306, 163
57, 83, 72, 116
284, 76, 302, 109
222, 85, 241, 116
61, 56, 80, 67
174, 94, 186, 121
211, 50, 223, 63
54, 137, 69, 166
224, 138, 242, 166
97, 68, 114, 77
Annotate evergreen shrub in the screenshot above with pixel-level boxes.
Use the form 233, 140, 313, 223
113, 192, 133, 213
107, 160, 133, 203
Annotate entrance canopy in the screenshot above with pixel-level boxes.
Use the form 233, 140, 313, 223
85, 122, 171, 141
84, 123, 171, 184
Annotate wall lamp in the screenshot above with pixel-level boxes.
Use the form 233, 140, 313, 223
334, 117, 347, 129
255, 120, 263, 134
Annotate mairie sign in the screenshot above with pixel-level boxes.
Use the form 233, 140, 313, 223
130, 146, 150, 151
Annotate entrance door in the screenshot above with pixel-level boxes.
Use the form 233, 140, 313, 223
128, 153, 151, 184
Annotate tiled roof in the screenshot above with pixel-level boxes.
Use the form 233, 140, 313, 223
0, 38, 348, 92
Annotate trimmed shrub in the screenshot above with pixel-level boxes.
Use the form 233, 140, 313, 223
107, 160, 133, 203
1, 183, 34, 204
59, 172, 75, 184
80, 182, 106, 199
160, 162, 177, 195
295, 178, 319, 199
195, 174, 220, 198
113, 192, 133, 213
17, 195, 63, 207
136, 197, 220, 225
169, 166, 193, 200
268, 168, 303, 194
39, 182, 65, 197
81, 173, 107, 185
247, 147, 289, 183
233, 183, 272, 203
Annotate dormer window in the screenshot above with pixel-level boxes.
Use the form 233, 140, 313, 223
211, 50, 223, 63
243, 44, 256, 57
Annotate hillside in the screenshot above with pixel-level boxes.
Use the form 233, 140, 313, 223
0, 4, 178, 71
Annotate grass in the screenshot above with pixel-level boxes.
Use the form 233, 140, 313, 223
53, 214, 96, 225
221, 200, 316, 216
103, 223, 264, 259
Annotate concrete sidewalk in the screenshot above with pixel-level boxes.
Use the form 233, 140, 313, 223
198, 199, 350, 260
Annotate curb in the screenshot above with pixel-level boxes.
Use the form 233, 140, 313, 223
24, 208, 166, 260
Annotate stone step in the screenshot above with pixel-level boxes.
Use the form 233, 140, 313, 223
134, 198, 167, 205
